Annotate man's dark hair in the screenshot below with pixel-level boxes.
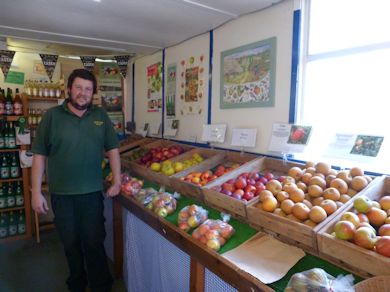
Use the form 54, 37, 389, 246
67, 69, 97, 94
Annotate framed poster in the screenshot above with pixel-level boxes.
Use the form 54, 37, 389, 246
107, 112, 125, 138
220, 37, 276, 109
99, 63, 123, 111
147, 62, 162, 112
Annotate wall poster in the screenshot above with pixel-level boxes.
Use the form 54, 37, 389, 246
220, 37, 276, 109
147, 62, 162, 112
178, 55, 206, 115
98, 63, 123, 112
166, 63, 177, 118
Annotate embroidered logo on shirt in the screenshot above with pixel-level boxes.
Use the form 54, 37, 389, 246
94, 121, 104, 126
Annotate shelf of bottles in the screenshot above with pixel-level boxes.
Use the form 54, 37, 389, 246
0, 87, 30, 241
25, 79, 65, 101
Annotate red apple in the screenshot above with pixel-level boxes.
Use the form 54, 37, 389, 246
221, 189, 232, 196
334, 220, 356, 240
263, 172, 274, 181
354, 226, 377, 249
222, 183, 235, 193
233, 189, 244, 197
248, 172, 260, 181
277, 176, 286, 183
379, 224, 390, 236
375, 236, 390, 257
235, 178, 247, 190
258, 177, 268, 184
247, 178, 256, 186
242, 191, 254, 201
244, 185, 256, 194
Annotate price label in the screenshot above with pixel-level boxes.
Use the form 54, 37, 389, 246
201, 124, 227, 143
136, 123, 149, 137
231, 128, 257, 147
150, 122, 161, 135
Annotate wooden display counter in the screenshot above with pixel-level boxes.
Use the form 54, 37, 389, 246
113, 194, 273, 292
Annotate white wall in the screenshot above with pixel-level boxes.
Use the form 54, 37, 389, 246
211, 0, 294, 154
130, 0, 295, 154
163, 33, 210, 143
133, 51, 163, 137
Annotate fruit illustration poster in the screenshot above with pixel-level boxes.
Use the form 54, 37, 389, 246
107, 112, 125, 138
147, 62, 162, 112
166, 63, 177, 118
220, 37, 276, 109
178, 55, 206, 115
99, 63, 123, 112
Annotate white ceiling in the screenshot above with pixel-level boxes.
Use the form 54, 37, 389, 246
0, 0, 283, 58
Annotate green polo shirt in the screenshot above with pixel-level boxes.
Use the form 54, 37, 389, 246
32, 100, 119, 195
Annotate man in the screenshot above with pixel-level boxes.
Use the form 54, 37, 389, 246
31, 68, 121, 292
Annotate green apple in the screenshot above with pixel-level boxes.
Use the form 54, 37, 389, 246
340, 211, 361, 228
353, 196, 373, 213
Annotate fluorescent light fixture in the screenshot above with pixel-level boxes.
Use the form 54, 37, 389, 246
182, 0, 237, 17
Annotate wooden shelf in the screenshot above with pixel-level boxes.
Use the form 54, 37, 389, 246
0, 115, 24, 122
27, 96, 62, 102
0, 177, 23, 183
0, 206, 25, 213
0, 233, 30, 243
0, 148, 21, 152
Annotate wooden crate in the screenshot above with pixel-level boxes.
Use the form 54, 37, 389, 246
125, 140, 194, 187
119, 136, 155, 154
317, 175, 390, 277
170, 150, 258, 202
202, 156, 299, 219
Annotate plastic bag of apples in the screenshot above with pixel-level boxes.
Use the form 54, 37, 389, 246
191, 214, 235, 251
177, 204, 208, 232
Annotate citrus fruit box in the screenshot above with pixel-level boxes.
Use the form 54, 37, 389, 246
201, 156, 299, 219
316, 175, 390, 277
170, 150, 259, 202
126, 140, 194, 187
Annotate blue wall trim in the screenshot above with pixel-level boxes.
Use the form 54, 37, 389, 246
131, 62, 135, 124
207, 30, 213, 124
289, 9, 301, 124
162, 49, 166, 137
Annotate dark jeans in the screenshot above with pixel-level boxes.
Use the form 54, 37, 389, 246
51, 192, 113, 292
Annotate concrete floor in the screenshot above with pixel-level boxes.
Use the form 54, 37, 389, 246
0, 230, 126, 292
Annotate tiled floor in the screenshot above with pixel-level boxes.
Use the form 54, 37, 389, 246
0, 230, 126, 292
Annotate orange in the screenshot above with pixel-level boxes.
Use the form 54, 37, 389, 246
281, 199, 295, 215
320, 199, 338, 215
289, 188, 305, 203
309, 206, 327, 223
322, 187, 341, 201
292, 202, 310, 221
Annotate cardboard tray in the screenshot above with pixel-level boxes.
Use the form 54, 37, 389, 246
317, 175, 390, 277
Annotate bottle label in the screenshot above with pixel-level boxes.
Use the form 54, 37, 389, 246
1, 168, 10, 179
13, 103, 23, 115
0, 103, 5, 115
9, 224, 17, 236
8, 139, 16, 148
0, 137, 4, 149
0, 227, 7, 238
10, 167, 19, 178
6, 196, 15, 207
15, 195, 24, 206
18, 223, 26, 234
0, 198, 5, 208
5, 102, 13, 115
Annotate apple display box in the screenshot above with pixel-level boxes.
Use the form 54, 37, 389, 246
127, 140, 194, 188
118, 136, 155, 154
171, 150, 259, 203
316, 175, 390, 278
201, 157, 300, 220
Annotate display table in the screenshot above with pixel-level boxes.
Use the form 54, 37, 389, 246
112, 192, 361, 292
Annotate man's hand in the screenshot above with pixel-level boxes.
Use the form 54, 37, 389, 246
106, 183, 121, 197
32, 193, 49, 214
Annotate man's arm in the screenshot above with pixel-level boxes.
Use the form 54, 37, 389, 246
106, 148, 121, 197
31, 154, 49, 214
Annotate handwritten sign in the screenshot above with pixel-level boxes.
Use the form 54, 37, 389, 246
201, 124, 227, 143
231, 128, 257, 147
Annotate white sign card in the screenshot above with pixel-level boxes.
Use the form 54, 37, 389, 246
268, 123, 312, 154
201, 124, 227, 143
19, 150, 33, 168
150, 122, 161, 135
325, 133, 384, 162
164, 120, 178, 137
136, 122, 149, 137
16, 127, 31, 145
231, 128, 257, 148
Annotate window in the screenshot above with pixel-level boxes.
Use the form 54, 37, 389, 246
296, 0, 390, 174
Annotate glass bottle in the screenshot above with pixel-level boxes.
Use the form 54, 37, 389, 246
8, 211, 17, 236
0, 153, 10, 179
17, 210, 26, 234
0, 182, 5, 209
6, 182, 15, 208
38, 80, 44, 97
13, 88, 23, 116
0, 213, 8, 238
10, 153, 20, 178
32, 80, 38, 97
8, 122, 16, 149
15, 181, 24, 207
0, 89, 5, 115
5, 88, 13, 115
4, 122, 9, 149
0, 124, 5, 149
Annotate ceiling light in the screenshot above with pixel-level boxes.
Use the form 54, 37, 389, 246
93, 0, 101, 2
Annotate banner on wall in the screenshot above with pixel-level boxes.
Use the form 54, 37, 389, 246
114, 55, 130, 78
80, 56, 96, 72
39, 54, 58, 81
0, 50, 16, 80
147, 62, 162, 112
166, 63, 177, 118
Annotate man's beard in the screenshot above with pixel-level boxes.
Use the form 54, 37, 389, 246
69, 97, 92, 110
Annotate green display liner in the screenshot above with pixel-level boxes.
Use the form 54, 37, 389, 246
130, 178, 364, 290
